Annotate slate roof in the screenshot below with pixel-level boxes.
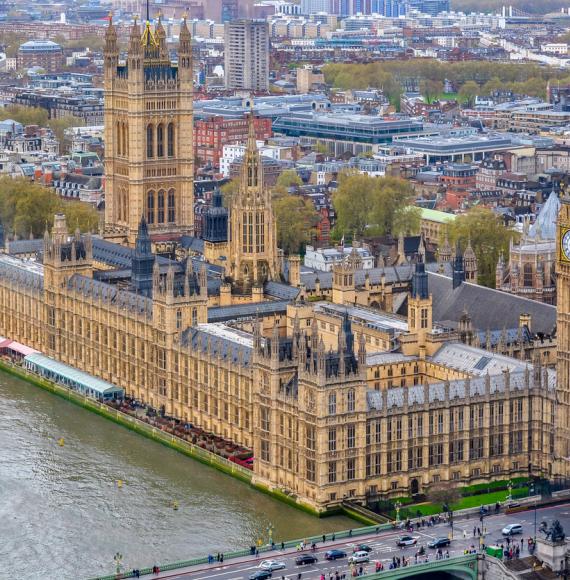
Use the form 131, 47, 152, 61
427, 272, 556, 335
208, 300, 290, 323
67, 274, 153, 317
264, 281, 300, 300
430, 342, 528, 376
300, 261, 453, 291
180, 235, 205, 253
181, 324, 252, 366
0, 254, 43, 289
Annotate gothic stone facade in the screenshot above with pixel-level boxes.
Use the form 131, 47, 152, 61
0, 228, 558, 512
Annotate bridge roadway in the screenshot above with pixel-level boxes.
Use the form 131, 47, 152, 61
145, 503, 570, 580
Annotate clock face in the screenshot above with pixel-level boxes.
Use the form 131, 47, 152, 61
563, 230, 570, 261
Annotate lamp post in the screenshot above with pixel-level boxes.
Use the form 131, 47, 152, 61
395, 500, 402, 523
267, 523, 274, 546
507, 480, 513, 502
113, 552, 123, 575
530, 482, 537, 543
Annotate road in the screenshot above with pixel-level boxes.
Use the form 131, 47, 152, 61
148, 502, 569, 580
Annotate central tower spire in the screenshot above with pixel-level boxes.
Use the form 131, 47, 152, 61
228, 110, 280, 292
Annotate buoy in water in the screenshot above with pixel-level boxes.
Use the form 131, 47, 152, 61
57, 438, 65, 447
172, 500, 179, 510
117, 479, 123, 488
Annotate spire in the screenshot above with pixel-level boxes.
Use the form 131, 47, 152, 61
358, 332, 366, 366
439, 229, 452, 262
239, 109, 264, 195
104, 12, 118, 58
129, 17, 142, 55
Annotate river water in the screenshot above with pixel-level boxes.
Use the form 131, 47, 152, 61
0, 373, 353, 580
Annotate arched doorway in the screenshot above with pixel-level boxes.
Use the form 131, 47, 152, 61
411, 478, 420, 496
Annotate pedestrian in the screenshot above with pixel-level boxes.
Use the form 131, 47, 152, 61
463, 529, 467, 539
220, 553, 224, 563
376, 526, 380, 534
323, 534, 326, 543
332, 533, 336, 541
281, 542, 285, 550
473, 526, 476, 537
216, 552, 220, 562
255, 548, 259, 558
349, 529, 353, 537
298, 573, 302, 580
521, 538, 524, 550
320, 575, 325, 580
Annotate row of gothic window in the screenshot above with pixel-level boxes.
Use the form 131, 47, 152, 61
147, 123, 175, 158
147, 189, 176, 224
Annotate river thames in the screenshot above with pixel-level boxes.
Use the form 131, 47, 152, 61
0, 372, 353, 580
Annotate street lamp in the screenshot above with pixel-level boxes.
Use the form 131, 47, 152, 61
113, 552, 123, 575
507, 480, 513, 502
267, 523, 274, 546
529, 482, 538, 543
395, 500, 402, 523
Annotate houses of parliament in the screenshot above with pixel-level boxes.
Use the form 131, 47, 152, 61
0, 17, 568, 512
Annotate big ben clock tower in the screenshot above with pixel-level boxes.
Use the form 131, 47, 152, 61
556, 189, 570, 467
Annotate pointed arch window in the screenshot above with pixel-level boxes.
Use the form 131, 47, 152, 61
117, 121, 122, 156
147, 190, 155, 224
168, 189, 175, 223
157, 190, 165, 223
146, 125, 154, 158
167, 123, 175, 157
123, 122, 129, 156
157, 124, 164, 158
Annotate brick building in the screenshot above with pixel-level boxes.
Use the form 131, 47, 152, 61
194, 115, 272, 168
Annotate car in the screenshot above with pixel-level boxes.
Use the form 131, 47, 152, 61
259, 560, 286, 571
348, 550, 370, 564
502, 524, 523, 536
249, 571, 272, 580
295, 554, 318, 565
427, 537, 451, 549
325, 549, 347, 560
506, 501, 521, 509
396, 535, 418, 547
353, 544, 372, 553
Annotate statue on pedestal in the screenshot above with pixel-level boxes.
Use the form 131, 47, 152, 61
546, 520, 566, 543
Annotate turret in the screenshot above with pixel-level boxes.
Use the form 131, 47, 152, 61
178, 16, 193, 80
104, 13, 119, 78
439, 230, 452, 263
463, 237, 478, 284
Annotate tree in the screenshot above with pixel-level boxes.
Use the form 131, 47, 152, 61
392, 205, 421, 237
0, 177, 98, 238
333, 173, 418, 238
427, 483, 462, 510
220, 179, 239, 208
459, 81, 480, 107
0, 105, 48, 127
419, 79, 444, 104
369, 177, 417, 237
332, 172, 377, 237
273, 194, 319, 254
62, 201, 99, 233
273, 169, 302, 197
447, 207, 517, 288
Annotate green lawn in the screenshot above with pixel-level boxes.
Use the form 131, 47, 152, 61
389, 487, 529, 519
